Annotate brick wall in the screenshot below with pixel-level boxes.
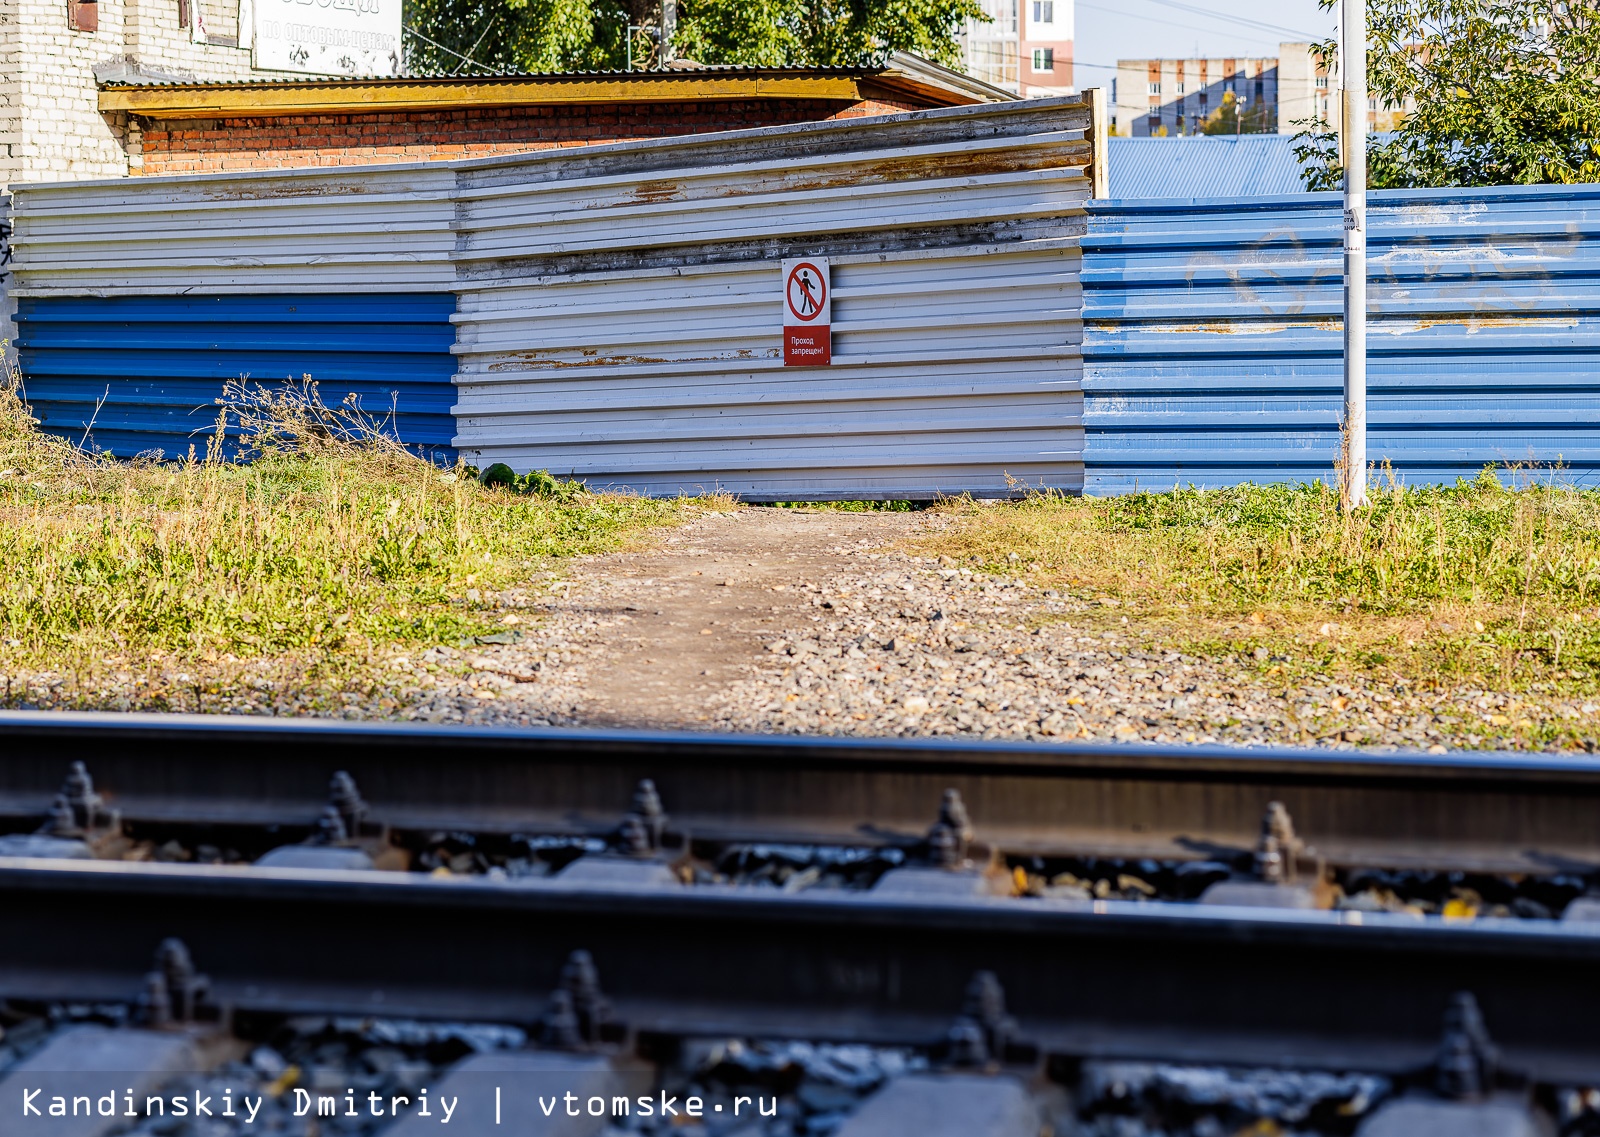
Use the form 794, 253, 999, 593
125, 0, 258, 80
0, 0, 269, 189
5, 0, 130, 185
134, 96, 925, 174
0, 0, 19, 183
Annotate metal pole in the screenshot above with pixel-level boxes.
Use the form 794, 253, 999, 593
1341, 0, 1368, 508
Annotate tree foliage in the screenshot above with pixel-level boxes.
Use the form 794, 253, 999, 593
1199, 90, 1276, 135
403, 0, 984, 76
1294, 0, 1600, 189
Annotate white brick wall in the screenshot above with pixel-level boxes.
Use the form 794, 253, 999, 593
0, 0, 272, 190
13, 0, 130, 183
126, 0, 256, 80
1, 0, 26, 187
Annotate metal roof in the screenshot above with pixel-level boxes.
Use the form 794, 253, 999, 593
100, 64, 882, 87
1107, 135, 1309, 200
96, 52, 1017, 118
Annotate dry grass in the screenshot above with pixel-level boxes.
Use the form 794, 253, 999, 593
923, 477, 1600, 700
0, 355, 716, 713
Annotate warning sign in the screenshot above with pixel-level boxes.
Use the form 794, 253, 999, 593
782, 257, 830, 366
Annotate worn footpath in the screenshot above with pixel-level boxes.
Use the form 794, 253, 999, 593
396, 509, 1599, 750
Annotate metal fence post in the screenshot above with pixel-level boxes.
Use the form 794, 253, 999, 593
1088, 87, 1109, 200
1341, 0, 1368, 508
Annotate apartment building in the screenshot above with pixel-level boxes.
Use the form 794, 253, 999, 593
1113, 54, 1278, 137
1279, 41, 1408, 133
0, 0, 409, 189
963, 0, 1074, 96
0, 0, 260, 188
1112, 43, 1405, 137
1276, 41, 1331, 131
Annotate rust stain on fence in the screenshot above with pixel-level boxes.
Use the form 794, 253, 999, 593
484, 347, 779, 372
623, 144, 1091, 207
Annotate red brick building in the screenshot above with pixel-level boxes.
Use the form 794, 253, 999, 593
97, 55, 1012, 176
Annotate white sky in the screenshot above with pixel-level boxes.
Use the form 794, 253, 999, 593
1072, 0, 1336, 83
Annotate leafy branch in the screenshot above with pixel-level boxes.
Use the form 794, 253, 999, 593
1294, 0, 1600, 189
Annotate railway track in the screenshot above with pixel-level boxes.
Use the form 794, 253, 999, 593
2, 711, 1599, 1134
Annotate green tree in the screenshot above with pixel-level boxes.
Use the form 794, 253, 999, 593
403, 0, 984, 76
1293, 0, 1600, 189
1200, 89, 1275, 135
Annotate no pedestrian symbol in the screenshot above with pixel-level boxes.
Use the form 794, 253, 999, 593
781, 256, 830, 366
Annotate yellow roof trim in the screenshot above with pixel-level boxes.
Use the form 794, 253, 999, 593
98, 73, 937, 119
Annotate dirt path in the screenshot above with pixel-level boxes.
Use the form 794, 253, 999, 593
400, 507, 938, 730
574, 509, 927, 727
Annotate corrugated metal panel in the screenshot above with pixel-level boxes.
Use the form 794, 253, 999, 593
455, 243, 1081, 496
8, 100, 1092, 496
13, 294, 458, 460
1082, 184, 1600, 493
450, 98, 1091, 498
102, 64, 886, 85
0, 192, 13, 349
1107, 136, 1309, 200
7, 165, 456, 295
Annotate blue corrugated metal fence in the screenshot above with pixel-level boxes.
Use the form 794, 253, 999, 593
10, 144, 1600, 497
1082, 184, 1600, 493
14, 294, 458, 461
0, 192, 13, 350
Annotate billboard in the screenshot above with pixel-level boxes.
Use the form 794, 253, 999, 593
254, 0, 402, 77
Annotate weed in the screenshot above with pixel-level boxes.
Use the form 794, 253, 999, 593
0, 366, 709, 712
473, 461, 585, 501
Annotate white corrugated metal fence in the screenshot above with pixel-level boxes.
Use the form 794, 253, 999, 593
7, 99, 1095, 498
0, 193, 13, 351
451, 102, 1092, 497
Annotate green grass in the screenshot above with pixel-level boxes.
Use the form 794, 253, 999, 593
0, 368, 713, 712
924, 476, 1600, 698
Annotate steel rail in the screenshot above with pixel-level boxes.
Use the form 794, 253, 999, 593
2, 714, 1599, 1078
0, 711, 1599, 870
2, 857, 1599, 1081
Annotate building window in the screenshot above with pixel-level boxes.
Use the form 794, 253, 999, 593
1175, 82, 1185, 94
1368, 96, 1377, 110
1031, 0, 1054, 23
1315, 76, 1328, 89
1148, 82, 1161, 94
1032, 48, 1054, 71
67, 0, 98, 30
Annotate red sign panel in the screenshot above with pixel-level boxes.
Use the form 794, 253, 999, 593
784, 325, 831, 366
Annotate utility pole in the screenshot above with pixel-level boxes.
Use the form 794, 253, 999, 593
1341, 0, 1368, 508
660, 0, 676, 64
